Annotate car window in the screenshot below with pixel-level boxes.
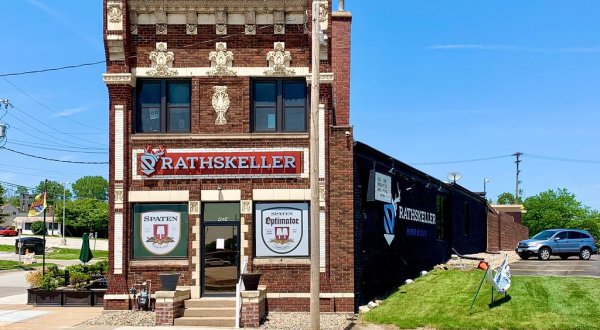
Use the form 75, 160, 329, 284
555, 231, 569, 239
532, 230, 558, 240
569, 231, 589, 239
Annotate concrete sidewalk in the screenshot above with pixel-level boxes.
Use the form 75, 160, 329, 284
0, 236, 108, 251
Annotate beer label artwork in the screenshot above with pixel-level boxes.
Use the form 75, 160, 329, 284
136, 146, 304, 179
255, 203, 309, 257
140, 211, 182, 255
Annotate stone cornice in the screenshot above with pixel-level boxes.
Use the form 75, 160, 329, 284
128, 0, 308, 12
102, 73, 136, 87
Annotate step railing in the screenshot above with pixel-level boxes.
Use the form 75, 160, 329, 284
235, 257, 248, 328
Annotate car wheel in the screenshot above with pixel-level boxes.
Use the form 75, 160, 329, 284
580, 248, 592, 260
560, 255, 569, 260
538, 247, 551, 260
519, 254, 530, 260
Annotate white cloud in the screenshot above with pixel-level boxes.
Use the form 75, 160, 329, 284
428, 44, 600, 53
52, 106, 88, 118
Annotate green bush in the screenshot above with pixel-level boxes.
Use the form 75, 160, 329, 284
40, 273, 63, 291
69, 271, 91, 289
30, 221, 46, 235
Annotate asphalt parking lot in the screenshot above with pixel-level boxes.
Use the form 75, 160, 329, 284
510, 255, 600, 277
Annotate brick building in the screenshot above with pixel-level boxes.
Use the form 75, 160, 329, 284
102, 0, 354, 321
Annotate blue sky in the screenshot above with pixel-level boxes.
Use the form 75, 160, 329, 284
0, 1, 599, 210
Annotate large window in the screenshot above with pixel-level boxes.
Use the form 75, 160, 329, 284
136, 80, 191, 133
252, 79, 307, 132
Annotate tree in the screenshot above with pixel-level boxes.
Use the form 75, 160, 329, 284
522, 188, 589, 236
35, 180, 72, 209
496, 192, 521, 205
31, 221, 46, 235
65, 198, 108, 235
0, 184, 5, 206
72, 176, 108, 201
7, 186, 29, 208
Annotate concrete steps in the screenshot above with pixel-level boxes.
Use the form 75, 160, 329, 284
174, 298, 237, 328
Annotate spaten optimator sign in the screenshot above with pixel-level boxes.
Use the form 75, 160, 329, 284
133, 146, 308, 179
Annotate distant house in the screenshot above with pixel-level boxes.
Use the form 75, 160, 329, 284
0, 205, 20, 226
12, 216, 60, 235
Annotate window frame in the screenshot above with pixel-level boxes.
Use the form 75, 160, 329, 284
251, 78, 308, 133
135, 79, 191, 134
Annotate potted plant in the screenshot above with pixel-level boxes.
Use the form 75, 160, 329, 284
241, 269, 262, 291
159, 271, 181, 291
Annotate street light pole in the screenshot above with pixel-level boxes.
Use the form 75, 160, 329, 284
483, 178, 490, 194
62, 182, 69, 245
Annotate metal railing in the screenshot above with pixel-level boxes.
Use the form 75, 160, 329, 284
235, 257, 248, 328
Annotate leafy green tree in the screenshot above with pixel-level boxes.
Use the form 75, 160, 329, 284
496, 192, 521, 205
72, 176, 108, 201
7, 186, 29, 208
31, 221, 46, 235
65, 198, 108, 234
522, 188, 588, 236
0, 184, 5, 205
34, 180, 72, 209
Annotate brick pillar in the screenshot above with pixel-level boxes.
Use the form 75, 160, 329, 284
154, 290, 191, 326
241, 286, 267, 328
331, 10, 352, 126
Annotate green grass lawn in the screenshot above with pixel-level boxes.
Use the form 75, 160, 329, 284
363, 269, 600, 330
0, 260, 54, 271
46, 248, 108, 260
0, 245, 107, 260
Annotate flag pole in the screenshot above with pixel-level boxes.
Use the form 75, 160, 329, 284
42, 179, 47, 276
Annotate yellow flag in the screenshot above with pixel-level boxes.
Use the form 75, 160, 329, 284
28, 193, 47, 217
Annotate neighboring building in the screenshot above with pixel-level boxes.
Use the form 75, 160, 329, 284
102, 0, 355, 317
0, 205, 20, 225
491, 204, 526, 223
12, 216, 60, 235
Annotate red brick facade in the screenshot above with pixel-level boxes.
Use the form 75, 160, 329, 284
103, 0, 354, 315
487, 209, 529, 252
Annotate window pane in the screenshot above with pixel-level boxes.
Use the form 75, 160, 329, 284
255, 107, 276, 131
284, 107, 305, 132
169, 82, 190, 106
255, 82, 276, 107
169, 107, 190, 132
139, 107, 161, 132
284, 82, 305, 107
139, 81, 161, 105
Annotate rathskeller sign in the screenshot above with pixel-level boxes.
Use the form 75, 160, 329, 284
133, 146, 307, 179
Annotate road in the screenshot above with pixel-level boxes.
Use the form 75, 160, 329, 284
0, 235, 108, 251
510, 255, 600, 277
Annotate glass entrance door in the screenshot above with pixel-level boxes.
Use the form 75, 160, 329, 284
201, 203, 240, 297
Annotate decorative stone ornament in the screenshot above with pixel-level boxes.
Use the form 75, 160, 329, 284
189, 201, 200, 215
186, 11, 197, 35
207, 43, 236, 77
106, 1, 123, 31
241, 200, 252, 214
155, 10, 167, 34
129, 10, 138, 35
212, 86, 230, 125
274, 10, 285, 34
216, 10, 227, 35
318, 1, 329, 31
147, 43, 178, 77
245, 10, 256, 35
265, 42, 295, 76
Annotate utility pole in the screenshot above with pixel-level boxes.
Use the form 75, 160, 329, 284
309, 1, 321, 329
513, 152, 523, 202
62, 182, 69, 245
483, 178, 490, 194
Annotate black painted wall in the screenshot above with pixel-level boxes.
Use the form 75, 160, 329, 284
353, 142, 486, 308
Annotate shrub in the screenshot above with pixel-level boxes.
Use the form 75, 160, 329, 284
69, 271, 91, 289
25, 269, 43, 288
30, 221, 46, 235
40, 273, 62, 291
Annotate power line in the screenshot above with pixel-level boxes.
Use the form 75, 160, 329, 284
10, 138, 107, 151
411, 154, 513, 165
7, 140, 108, 154
2, 77, 107, 132
524, 154, 600, 164
0, 61, 105, 78
1, 147, 108, 164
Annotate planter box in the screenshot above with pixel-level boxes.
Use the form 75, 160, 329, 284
27, 288, 106, 307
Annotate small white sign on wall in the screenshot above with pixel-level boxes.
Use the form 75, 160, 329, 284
216, 238, 225, 250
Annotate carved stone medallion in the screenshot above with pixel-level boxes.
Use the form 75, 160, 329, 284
212, 86, 230, 125
265, 42, 295, 76
207, 43, 236, 76
147, 43, 178, 77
